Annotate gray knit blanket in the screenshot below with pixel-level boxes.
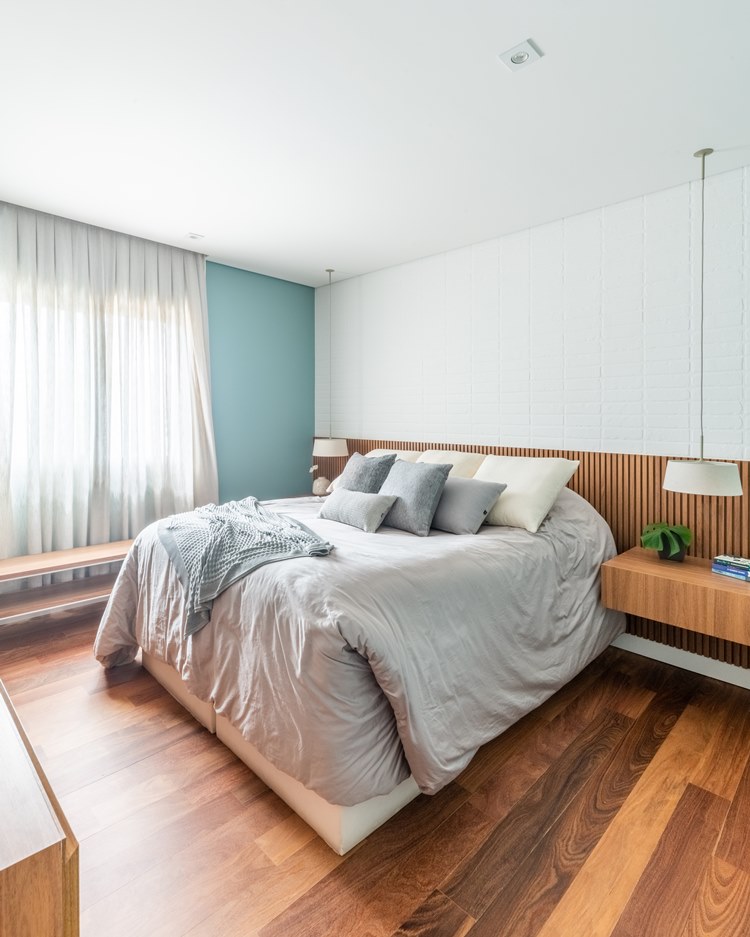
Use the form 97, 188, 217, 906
157, 498, 333, 637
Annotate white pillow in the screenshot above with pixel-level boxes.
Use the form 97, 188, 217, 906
366, 448, 421, 462
417, 449, 485, 479
473, 456, 579, 532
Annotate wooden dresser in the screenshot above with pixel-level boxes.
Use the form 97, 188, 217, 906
0, 681, 78, 937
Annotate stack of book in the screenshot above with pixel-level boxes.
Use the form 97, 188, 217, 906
712, 555, 750, 581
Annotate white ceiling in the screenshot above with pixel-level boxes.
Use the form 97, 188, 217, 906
3, 0, 749, 287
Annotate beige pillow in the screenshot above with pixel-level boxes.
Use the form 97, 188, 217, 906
417, 449, 485, 478
474, 456, 579, 532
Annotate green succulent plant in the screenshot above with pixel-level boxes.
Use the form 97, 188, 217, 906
641, 522, 692, 558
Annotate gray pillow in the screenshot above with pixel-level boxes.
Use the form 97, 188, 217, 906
431, 477, 507, 535
380, 460, 451, 536
319, 488, 397, 533
337, 451, 397, 493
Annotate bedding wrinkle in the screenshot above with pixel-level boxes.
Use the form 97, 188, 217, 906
94, 491, 624, 805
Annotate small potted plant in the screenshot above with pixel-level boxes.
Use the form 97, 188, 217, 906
640, 522, 692, 562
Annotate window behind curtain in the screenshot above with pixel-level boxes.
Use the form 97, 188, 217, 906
0, 203, 218, 558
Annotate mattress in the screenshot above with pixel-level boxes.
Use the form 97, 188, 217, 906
94, 487, 624, 806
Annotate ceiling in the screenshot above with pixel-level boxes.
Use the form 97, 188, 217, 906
3, 0, 749, 287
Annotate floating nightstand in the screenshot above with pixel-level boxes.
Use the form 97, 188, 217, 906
601, 547, 750, 646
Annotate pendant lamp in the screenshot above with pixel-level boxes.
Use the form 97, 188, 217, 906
662, 149, 742, 497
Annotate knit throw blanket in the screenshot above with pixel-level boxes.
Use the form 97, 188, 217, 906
157, 498, 333, 637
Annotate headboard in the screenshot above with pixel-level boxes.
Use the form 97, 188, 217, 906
316, 439, 750, 668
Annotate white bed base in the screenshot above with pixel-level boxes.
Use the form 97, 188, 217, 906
141, 652, 420, 855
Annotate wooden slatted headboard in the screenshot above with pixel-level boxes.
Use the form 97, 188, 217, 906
316, 440, 750, 668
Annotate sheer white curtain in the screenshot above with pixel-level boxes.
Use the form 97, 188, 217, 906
0, 202, 219, 557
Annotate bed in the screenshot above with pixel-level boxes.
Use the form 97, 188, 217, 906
94, 486, 624, 853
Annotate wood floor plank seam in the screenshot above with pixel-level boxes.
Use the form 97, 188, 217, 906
608, 783, 730, 937
713, 733, 750, 876
531, 699, 732, 937
61, 723, 218, 815
458, 682, 697, 937
466, 658, 661, 826
681, 855, 750, 936
442, 708, 634, 919
257, 787, 485, 937
389, 889, 475, 937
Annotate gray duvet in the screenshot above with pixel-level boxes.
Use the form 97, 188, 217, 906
94, 488, 624, 806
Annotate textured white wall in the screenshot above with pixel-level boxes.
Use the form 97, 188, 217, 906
316, 165, 750, 458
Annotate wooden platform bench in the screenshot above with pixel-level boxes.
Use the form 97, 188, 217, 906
0, 541, 133, 627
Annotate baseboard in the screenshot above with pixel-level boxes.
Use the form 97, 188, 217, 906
612, 633, 750, 690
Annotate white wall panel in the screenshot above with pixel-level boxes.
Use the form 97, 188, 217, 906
529, 221, 565, 449
600, 198, 643, 453
444, 248, 473, 444
316, 165, 750, 458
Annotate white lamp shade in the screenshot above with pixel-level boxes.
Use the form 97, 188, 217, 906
663, 459, 743, 496
312, 437, 349, 458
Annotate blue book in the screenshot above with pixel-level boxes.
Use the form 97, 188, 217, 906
712, 564, 750, 582
714, 563, 750, 575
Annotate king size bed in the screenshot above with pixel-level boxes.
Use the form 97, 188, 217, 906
94, 483, 623, 854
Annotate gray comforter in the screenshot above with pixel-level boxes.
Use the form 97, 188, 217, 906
94, 488, 624, 806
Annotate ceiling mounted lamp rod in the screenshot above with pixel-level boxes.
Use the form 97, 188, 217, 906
311, 269, 348, 493
663, 148, 742, 497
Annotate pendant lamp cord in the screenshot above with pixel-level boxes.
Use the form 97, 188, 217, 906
698, 151, 706, 462
694, 148, 714, 461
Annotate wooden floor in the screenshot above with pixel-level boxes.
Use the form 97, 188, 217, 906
2, 616, 750, 937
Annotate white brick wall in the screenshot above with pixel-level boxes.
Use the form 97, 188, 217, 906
316, 165, 750, 458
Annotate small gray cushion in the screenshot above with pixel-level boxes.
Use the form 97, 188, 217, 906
431, 477, 507, 535
318, 488, 397, 533
380, 460, 451, 536
337, 451, 397, 493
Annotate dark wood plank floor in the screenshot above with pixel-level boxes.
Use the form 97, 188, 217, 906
2, 614, 750, 936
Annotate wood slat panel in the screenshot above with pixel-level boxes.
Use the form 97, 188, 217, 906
316, 441, 750, 666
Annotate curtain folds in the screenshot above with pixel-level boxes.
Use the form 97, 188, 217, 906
0, 202, 219, 557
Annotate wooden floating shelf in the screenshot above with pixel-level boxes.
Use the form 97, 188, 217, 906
0, 573, 120, 623
0, 540, 132, 582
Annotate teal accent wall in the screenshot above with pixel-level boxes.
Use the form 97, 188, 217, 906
206, 261, 314, 502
